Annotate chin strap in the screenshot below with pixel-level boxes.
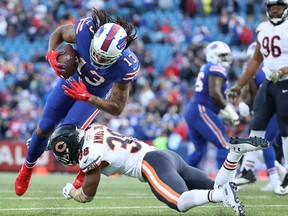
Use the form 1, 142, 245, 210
70, 187, 94, 203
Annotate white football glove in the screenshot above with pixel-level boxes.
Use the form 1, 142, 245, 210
63, 183, 75, 199
26, 138, 31, 148
26, 137, 49, 151
238, 102, 250, 117
269, 70, 283, 83
219, 104, 240, 126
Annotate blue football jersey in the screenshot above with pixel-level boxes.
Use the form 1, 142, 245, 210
254, 65, 265, 88
242, 62, 265, 88
73, 17, 140, 97
192, 63, 228, 113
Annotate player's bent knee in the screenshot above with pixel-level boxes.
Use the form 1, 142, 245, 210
38, 119, 57, 136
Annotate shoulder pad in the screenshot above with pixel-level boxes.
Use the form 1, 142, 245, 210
256, 22, 269, 33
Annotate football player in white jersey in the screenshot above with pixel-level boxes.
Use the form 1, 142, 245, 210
48, 124, 269, 216
226, 0, 288, 195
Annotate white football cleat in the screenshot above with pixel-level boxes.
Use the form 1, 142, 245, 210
228, 136, 269, 154
222, 182, 245, 216
275, 174, 288, 195
261, 179, 281, 192
275, 160, 286, 182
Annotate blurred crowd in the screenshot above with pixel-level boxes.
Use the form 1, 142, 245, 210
0, 0, 265, 145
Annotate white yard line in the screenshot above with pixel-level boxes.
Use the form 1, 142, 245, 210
1, 205, 288, 211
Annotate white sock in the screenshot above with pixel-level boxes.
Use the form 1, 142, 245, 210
241, 151, 259, 171
281, 136, 288, 172
269, 173, 279, 181
249, 130, 266, 138
214, 151, 240, 188
177, 189, 222, 212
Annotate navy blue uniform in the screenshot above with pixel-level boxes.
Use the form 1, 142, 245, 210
252, 68, 279, 172
143, 150, 214, 210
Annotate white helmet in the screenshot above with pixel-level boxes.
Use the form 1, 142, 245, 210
90, 23, 127, 69
246, 42, 257, 59
266, 0, 288, 25
205, 41, 232, 67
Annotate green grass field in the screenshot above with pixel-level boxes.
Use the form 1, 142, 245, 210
0, 172, 287, 216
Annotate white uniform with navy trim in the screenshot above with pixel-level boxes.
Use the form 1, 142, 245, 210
79, 124, 156, 182
257, 20, 288, 81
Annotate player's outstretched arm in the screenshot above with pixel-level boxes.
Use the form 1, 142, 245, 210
47, 24, 76, 77
63, 79, 129, 116
63, 166, 102, 203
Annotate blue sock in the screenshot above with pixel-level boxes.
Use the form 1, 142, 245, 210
263, 145, 276, 170
26, 131, 49, 166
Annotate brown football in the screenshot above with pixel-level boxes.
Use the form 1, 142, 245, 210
57, 44, 79, 79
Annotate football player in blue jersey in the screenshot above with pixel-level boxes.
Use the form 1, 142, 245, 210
234, 42, 285, 191
14, 9, 140, 196
184, 41, 240, 170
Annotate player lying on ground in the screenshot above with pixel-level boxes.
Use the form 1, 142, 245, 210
48, 124, 269, 216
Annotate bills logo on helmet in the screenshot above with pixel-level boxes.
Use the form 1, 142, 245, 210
117, 37, 127, 50
210, 44, 219, 49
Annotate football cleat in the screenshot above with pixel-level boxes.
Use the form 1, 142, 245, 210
234, 168, 257, 186
261, 179, 281, 192
275, 161, 286, 182
222, 182, 245, 216
275, 173, 288, 195
72, 169, 85, 189
14, 165, 33, 196
228, 136, 269, 153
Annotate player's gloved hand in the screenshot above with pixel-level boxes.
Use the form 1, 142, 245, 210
225, 84, 242, 103
238, 101, 250, 117
62, 79, 91, 101
26, 138, 31, 148
26, 137, 49, 151
219, 104, 240, 126
46, 50, 66, 78
269, 70, 283, 83
63, 183, 75, 199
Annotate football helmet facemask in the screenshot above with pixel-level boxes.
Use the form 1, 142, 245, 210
205, 41, 232, 67
90, 23, 127, 69
48, 124, 85, 166
266, 0, 288, 25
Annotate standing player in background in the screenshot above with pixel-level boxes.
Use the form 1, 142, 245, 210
14, 9, 140, 196
184, 41, 240, 170
227, 0, 288, 195
234, 42, 285, 192
48, 124, 269, 216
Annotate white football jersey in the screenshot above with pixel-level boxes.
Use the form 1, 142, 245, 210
257, 20, 288, 81
79, 124, 156, 182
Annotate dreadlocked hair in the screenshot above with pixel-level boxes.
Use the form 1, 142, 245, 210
92, 8, 138, 49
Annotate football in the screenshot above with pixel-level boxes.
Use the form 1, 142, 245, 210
57, 44, 79, 79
